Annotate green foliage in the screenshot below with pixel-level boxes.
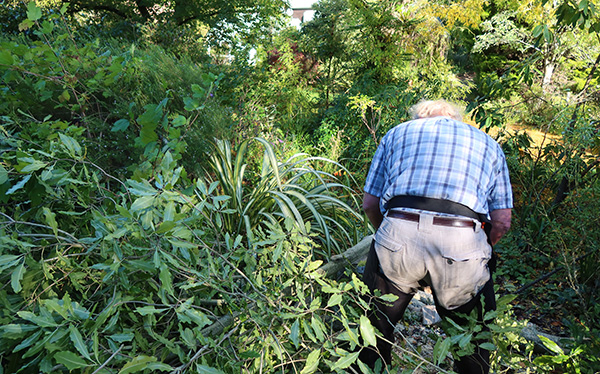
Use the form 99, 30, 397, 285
2, 1, 600, 372
202, 137, 365, 257
0, 115, 377, 373
433, 294, 534, 372
0, 4, 231, 177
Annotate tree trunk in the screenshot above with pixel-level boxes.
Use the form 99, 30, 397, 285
542, 60, 555, 92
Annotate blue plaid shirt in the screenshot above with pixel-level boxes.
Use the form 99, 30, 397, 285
364, 117, 513, 215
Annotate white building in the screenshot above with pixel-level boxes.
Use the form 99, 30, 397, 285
288, 0, 316, 28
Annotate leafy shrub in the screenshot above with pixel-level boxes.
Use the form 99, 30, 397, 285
0, 116, 379, 373
203, 137, 365, 257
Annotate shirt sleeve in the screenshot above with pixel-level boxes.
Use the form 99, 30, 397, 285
487, 149, 513, 211
364, 136, 388, 197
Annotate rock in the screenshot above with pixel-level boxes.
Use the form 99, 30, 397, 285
521, 322, 571, 353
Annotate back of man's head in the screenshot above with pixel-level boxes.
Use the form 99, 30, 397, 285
409, 100, 463, 121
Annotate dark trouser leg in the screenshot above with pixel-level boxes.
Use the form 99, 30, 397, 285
360, 241, 414, 368
434, 278, 496, 374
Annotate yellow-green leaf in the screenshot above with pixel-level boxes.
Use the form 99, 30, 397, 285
300, 349, 321, 374
359, 315, 377, 347
119, 355, 158, 374
327, 293, 343, 308
332, 351, 360, 370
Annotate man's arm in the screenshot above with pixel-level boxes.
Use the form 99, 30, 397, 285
363, 193, 384, 230
489, 208, 511, 245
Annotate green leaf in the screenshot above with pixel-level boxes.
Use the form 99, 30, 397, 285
196, 365, 226, 374
378, 293, 399, 303
532, 24, 544, 37
159, 265, 174, 296
41, 20, 54, 34
171, 115, 186, 127
458, 333, 472, 348
69, 325, 92, 361
181, 309, 211, 329
433, 337, 452, 365
300, 349, 321, 374
327, 293, 343, 308
111, 119, 130, 132
42, 207, 58, 236
135, 306, 168, 316
0, 324, 38, 339
17, 311, 58, 328
11, 260, 25, 293
146, 362, 173, 371
109, 332, 134, 343
311, 316, 325, 342
538, 335, 564, 355
542, 26, 553, 43
183, 97, 201, 111
479, 342, 496, 350
137, 104, 162, 145
163, 201, 175, 221
359, 315, 377, 347
7, 174, 31, 195
0, 50, 14, 66
58, 133, 82, 157
27, 2, 42, 21
54, 351, 89, 370
20, 158, 47, 173
131, 195, 155, 212
0, 255, 21, 271
119, 355, 161, 374
332, 351, 360, 370
307, 260, 323, 271
165, 240, 198, 249
127, 180, 158, 196
290, 320, 300, 348
13, 329, 43, 352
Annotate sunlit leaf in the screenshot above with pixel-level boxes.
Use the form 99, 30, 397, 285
359, 315, 377, 347
27, 2, 42, 21
332, 351, 360, 370
119, 355, 169, 373
327, 293, 343, 307
300, 349, 321, 374
538, 335, 564, 355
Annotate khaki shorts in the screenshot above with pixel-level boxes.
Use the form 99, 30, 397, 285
374, 209, 492, 310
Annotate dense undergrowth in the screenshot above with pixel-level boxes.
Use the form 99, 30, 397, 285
1, 1, 600, 373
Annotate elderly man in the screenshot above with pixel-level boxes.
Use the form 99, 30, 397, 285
359, 100, 512, 373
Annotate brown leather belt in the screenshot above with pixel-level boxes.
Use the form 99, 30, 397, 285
387, 210, 476, 228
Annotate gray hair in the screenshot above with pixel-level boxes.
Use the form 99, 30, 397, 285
409, 100, 463, 121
